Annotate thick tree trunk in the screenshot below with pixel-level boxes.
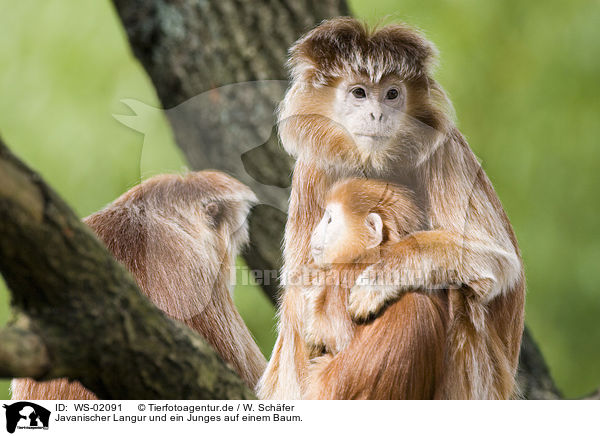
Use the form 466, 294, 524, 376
0, 138, 253, 399
108, 0, 569, 399
112, 0, 350, 303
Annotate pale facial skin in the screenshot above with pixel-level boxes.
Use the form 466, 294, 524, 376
332, 77, 407, 153
311, 202, 383, 267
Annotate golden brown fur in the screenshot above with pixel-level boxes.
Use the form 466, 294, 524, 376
302, 179, 449, 399
306, 291, 448, 400
11, 171, 266, 400
258, 18, 525, 400
304, 179, 426, 354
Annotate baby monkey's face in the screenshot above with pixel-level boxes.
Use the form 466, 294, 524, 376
311, 202, 383, 267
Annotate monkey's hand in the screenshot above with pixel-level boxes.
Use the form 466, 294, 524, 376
347, 267, 401, 321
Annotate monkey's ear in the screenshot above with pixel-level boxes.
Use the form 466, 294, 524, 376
203, 201, 224, 226
205, 202, 219, 217
365, 213, 383, 249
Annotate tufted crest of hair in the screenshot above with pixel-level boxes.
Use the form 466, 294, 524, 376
11, 171, 266, 400
327, 178, 425, 243
289, 17, 437, 86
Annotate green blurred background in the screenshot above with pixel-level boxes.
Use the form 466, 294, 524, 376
0, 0, 598, 398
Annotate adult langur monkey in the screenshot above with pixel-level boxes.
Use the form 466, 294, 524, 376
11, 171, 266, 399
257, 18, 525, 400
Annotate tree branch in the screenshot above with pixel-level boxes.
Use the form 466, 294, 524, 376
0, 138, 253, 399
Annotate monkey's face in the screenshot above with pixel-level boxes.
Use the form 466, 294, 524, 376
279, 18, 448, 171
331, 76, 407, 155
311, 202, 383, 267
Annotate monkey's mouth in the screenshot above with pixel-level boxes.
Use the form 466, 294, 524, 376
354, 134, 391, 140
311, 246, 323, 258
353, 134, 393, 151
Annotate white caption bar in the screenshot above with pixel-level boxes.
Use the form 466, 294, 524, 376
1, 400, 596, 436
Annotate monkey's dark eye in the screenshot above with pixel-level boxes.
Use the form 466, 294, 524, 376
351, 87, 366, 99
386, 88, 399, 100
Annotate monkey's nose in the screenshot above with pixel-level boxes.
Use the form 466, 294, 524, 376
370, 112, 383, 121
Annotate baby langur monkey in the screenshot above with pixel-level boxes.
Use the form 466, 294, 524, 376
11, 171, 266, 400
303, 179, 448, 399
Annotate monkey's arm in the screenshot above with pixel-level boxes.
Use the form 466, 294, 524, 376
348, 230, 521, 320
258, 162, 333, 399
256, 287, 308, 399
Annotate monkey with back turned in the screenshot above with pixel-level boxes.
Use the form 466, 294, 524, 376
11, 171, 266, 399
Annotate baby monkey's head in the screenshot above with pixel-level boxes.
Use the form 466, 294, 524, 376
311, 178, 424, 267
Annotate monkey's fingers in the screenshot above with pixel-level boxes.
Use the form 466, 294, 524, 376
347, 284, 389, 321
347, 264, 403, 321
